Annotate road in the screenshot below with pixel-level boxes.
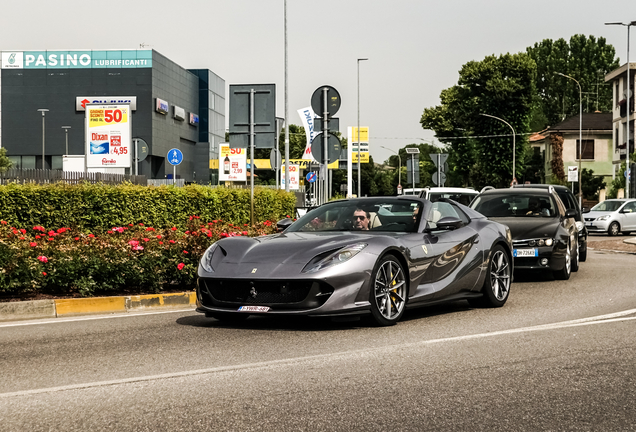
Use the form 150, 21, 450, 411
1, 250, 635, 431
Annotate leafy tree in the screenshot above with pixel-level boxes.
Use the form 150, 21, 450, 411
572, 168, 606, 200
527, 35, 619, 128
421, 52, 536, 189
0, 148, 12, 172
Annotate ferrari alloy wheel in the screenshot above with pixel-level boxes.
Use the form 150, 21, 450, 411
608, 221, 620, 236
571, 237, 579, 272
370, 255, 407, 326
470, 245, 510, 308
553, 239, 572, 280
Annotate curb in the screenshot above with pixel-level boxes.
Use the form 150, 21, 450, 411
0, 292, 196, 323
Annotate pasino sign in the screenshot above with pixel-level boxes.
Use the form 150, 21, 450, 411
1, 50, 153, 69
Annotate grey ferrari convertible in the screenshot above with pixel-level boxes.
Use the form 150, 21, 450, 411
196, 196, 513, 326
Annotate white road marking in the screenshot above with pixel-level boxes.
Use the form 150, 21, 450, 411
1, 308, 635, 399
0, 308, 196, 328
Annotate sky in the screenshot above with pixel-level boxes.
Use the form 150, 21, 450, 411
1, 0, 634, 164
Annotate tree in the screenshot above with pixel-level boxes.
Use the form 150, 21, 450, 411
527, 35, 619, 128
421, 52, 536, 189
0, 148, 12, 172
573, 168, 606, 200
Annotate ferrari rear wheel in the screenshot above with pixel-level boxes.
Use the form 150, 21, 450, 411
370, 255, 407, 326
469, 245, 510, 308
553, 239, 572, 280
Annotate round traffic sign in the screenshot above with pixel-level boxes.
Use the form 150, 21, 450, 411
167, 148, 183, 166
311, 133, 341, 164
311, 85, 341, 117
133, 138, 150, 163
306, 172, 317, 183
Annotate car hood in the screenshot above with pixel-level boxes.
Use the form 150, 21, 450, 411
487, 217, 560, 240
200, 231, 389, 278
585, 211, 615, 219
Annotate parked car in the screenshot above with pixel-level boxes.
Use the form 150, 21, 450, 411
513, 184, 588, 261
197, 196, 513, 326
584, 199, 636, 236
470, 187, 579, 280
417, 187, 479, 206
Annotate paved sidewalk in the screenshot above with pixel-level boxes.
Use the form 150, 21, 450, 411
0, 292, 196, 322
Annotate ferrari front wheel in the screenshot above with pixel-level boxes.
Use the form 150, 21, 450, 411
469, 245, 511, 308
369, 255, 407, 326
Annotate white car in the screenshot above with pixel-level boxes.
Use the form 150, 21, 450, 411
584, 199, 636, 236
403, 187, 479, 206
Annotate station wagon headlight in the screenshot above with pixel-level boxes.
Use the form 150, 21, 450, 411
303, 243, 367, 273
597, 215, 610, 221
528, 238, 553, 247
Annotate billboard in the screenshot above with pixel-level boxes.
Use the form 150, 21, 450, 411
219, 143, 247, 182
281, 164, 300, 190
349, 127, 370, 163
1, 50, 152, 69
85, 104, 132, 168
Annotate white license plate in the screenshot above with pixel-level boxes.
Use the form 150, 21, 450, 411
238, 306, 270, 312
513, 248, 538, 257
585, 222, 593, 226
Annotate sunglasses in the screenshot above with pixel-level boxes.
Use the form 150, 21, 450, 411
354, 215, 367, 220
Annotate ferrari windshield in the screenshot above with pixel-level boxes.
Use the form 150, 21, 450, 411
287, 198, 422, 233
471, 194, 557, 218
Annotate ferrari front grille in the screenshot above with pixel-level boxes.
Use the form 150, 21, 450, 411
202, 279, 333, 306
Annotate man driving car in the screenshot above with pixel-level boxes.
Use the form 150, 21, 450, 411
352, 209, 370, 230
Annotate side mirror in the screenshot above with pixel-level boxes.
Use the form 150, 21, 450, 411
276, 218, 293, 232
564, 209, 577, 219
582, 207, 591, 214
436, 216, 463, 231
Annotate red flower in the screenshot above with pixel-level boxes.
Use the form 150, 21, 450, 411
183, 250, 189, 254
145, 227, 155, 231
128, 240, 140, 247
156, 235, 162, 239
189, 216, 194, 221
30, 242, 37, 247
171, 227, 177, 231
212, 220, 218, 223
143, 238, 149, 242
207, 232, 212, 237
242, 231, 248, 235
88, 234, 95, 238
132, 245, 144, 251
74, 237, 80, 241
57, 228, 67, 234
47, 238, 54, 241
158, 241, 164, 245
48, 230, 55, 236
177, 263, 185, 270
19, 236, 25, 240
37, 256, 48, 263
35, 235, 41, 239
185, 231, 190, 235
168, 240, 175, 244
42, 272, 47, 276
129, 223, 134, 226
220, 233, 228, 238
19, 228, 26, 234
0, 220, 6, 225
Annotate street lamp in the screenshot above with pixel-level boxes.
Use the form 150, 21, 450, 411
283, 0, 290, 193
62, 126, 71, 155
381, 146, 402, 194
37, 109, 49, 169
556, 72, 583, 209
357, 57, 368, 197
480, 113, 516, 186
605, 20, 636, 198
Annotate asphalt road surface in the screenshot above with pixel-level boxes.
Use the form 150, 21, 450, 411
1, 250, 635, 431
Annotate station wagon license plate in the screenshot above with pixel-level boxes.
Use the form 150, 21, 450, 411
513, 248, 538, 257
238, 306, 270, 312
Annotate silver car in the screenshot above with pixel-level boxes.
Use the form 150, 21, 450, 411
584, 199, 636, 236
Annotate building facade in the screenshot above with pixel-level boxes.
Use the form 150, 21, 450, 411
0, 49, 224, 183
605, 62, 635, 163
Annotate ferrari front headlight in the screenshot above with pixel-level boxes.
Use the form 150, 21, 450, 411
200, 243, 220, 273
303, 243, 367, 273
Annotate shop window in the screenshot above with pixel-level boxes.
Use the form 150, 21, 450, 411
576, 140, 594, 160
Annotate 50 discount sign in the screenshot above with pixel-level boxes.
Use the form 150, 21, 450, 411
219, 143, 247, 182
85, 104, 132, 168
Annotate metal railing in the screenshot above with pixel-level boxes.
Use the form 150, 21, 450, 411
0, 169, 146, 185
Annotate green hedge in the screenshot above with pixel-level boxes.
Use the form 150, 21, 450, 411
0, 183, 296, 233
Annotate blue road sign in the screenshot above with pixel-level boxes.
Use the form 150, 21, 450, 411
306, 172, 317, 183
167, 148, 183, 166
